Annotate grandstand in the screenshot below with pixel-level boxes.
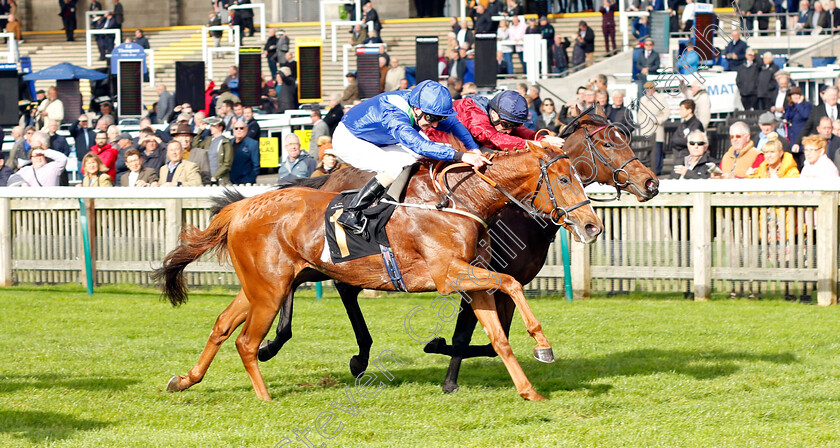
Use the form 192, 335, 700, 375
17, 12, 614, 112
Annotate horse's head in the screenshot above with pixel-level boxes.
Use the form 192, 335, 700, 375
558, 105, 659, 201
523, 141, 603, 244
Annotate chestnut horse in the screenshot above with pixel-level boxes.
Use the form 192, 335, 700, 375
257, 106, 660, 392
155, 140, 602, 401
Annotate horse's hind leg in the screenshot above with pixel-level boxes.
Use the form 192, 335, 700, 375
468, 291, 546, 401
167, 290, 250, 393
434, 296, 492, 394
335, 282, 371, 377
257, 291, 294, 362
235, 283, 292, 401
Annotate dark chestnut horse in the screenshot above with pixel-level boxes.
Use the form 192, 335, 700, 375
155, 140, 602, 401
257, 106, 659, 392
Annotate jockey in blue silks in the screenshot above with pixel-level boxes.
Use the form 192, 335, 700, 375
332, 79, 491, 234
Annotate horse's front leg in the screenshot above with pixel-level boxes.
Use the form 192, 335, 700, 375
437, 260, 554, 364
468, 290, 547, 401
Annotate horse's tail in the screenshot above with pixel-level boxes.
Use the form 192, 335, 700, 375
151, 200, 243, 307
209, 188, 248, 217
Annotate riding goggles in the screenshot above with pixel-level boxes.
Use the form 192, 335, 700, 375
423, 113, 447, 123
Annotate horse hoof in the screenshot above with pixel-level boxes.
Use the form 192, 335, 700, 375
349, 355, 368, 377
524, 392, 548, 401
423, 337, 447, 354
442, 382, 459, 394
166, 375, 182, 392
258, 340, 276, 362
533, 348, 555, 363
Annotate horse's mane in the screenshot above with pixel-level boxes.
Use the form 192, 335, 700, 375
558, 105, 609, 138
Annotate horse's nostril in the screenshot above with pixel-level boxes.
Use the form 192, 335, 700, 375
585, 223, 601, 237
645, 178, 658, 192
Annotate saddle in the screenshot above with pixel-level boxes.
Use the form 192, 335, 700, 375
324, 165, 418, 291
324, 164, 414, 251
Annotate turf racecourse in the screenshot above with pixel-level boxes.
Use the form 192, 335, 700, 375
1, 285, 840, 448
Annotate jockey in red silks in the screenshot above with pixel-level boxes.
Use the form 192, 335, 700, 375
425, 90, 563, 150
332, 80, 491, 234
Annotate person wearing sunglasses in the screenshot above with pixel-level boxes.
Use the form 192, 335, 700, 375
426, 90, 562, 153
719, 121, 760, 179
800, 134, 839, 178
673, 130, 717, 179
333, 80, 488, 235
670, 99, 704, 160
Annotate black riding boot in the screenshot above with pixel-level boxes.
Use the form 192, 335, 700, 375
336, 177, 387, 234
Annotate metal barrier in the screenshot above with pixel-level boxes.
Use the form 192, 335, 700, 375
0, 32, 17, 63
202, 25, 241, 77
85, 28, 121, 67
228, 3, 266, 42
85, 10, 108, 30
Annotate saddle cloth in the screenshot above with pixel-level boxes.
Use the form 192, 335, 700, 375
325, 194, 398, 263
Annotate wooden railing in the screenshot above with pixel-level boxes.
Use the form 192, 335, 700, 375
1, 180, 838, 305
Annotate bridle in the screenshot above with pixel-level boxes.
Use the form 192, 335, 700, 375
432, 152, 591, 227
558, 106, 644, 201
580, 123, 639, 201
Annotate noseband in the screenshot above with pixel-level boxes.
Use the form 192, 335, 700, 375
583, 124, 639, 199
534, 154, 591, 225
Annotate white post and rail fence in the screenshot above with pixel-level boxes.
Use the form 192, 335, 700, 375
0, 180, 838, 306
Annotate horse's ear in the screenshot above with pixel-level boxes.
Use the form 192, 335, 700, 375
526, 140, 546, 155
594, 103, 607, 118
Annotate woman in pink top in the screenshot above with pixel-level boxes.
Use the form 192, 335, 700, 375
508, 15, 527, 73
800, 135, 839, 178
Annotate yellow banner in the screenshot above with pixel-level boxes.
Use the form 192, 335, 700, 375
296, 36, 323, 47
259, 137, 279, 168
294, 129, 312, 153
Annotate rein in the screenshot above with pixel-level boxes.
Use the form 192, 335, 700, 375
569, 119, 642, 202
431, 151, 590, 227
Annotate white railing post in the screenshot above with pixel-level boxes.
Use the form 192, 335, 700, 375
145, 49, 155, 87
332, 22, 338, 63
164, 199, 183, 253
202, 26, 208, 64
0, 198, 11, 286
540, 38, 547, 80
343, 44, 351, 86
817, 191, 838, 306
570, 236, 591, 300
692, 192, 712, 301
86, 29, 93, 66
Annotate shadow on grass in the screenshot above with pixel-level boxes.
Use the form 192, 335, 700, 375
409, 348, 798, 397
0, 373, 139, 393
257, 348, 797, 399
0, 409, 108, 443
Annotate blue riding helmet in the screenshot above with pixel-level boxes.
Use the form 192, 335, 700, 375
489, 90, 529, 124
407, 80, 457, 117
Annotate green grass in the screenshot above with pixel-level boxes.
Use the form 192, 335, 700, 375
1, 284, 840, 447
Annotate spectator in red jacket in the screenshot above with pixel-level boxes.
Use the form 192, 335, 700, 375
89, 130, 118, 181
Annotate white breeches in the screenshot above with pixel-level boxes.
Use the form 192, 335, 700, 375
332, 122, 421, 180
